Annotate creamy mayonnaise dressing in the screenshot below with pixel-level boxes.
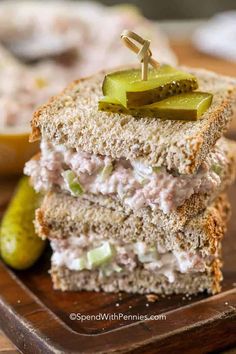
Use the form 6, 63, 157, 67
24, 139, 228, 213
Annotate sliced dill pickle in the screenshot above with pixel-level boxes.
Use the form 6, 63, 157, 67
98, 96, 129, 114
147, 92, 213, 120
102, 65, 198, 108
98, 92, 213, 121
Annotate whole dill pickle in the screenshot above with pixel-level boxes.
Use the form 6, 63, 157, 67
0, 177, 45, 270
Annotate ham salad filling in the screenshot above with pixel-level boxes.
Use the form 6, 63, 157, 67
51, 234, 213, 282
24, 139, 228, 213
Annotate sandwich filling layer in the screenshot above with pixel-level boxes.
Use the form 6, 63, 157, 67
50, 234, 215, 283
25, 138, 229, 213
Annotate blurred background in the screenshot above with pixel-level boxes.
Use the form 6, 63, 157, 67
0, 0, 235, 178
96, 0, 236, 19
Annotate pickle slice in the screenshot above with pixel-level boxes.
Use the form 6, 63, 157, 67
98, 92, 213, 121
147, 92, 213, 120
102, 65, 198, 108
99, 96, 128, 114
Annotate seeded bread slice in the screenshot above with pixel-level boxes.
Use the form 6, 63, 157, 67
51, 258, 222, 295
36, 193, 230, 255
31, 67, 236, 174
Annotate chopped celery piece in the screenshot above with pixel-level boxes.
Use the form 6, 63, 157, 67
134, 243, 158, 263
132, 161, 153, 176
63, 170, 84, 196
212, 164, 222, 175
98, 92, 213, 121
102, 65, 198, 108
70, 257, 86, 271
87, 242, 114, 268
152, 166, 161, 173
138, 252, 158, 263
113, 264, 122, 273
102, 267, 113, 277
102, 264, 122, 277
134, 170, 149, 185
134, 242, 146, 254
133, 162, 152, 184
100, 163, 113, 181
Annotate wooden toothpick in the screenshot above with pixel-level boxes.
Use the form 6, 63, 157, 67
121, 30, 160, 81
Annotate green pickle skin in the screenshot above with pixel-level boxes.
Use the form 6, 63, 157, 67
0, 176, 45, 270
102, 65, 198, 108
99, 92, 213, 121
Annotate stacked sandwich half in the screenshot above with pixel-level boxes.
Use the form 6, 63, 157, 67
25, 66, 236, 295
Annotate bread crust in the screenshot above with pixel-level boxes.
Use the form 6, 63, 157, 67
30, 67, 236, 174
51, 260, 222, 295
35, 193, 230, 256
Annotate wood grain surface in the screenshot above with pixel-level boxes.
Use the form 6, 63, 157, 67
0, 39, 236, 353
0, 178, 18, 353
171, 40, 236, 76
0, 330, 17, 353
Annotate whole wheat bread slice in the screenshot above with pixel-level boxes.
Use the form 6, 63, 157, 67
30, 66, 236, 174
36, 193, 230, 255
51, 258, 222, 295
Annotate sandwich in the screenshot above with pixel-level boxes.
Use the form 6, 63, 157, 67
25, 65, 236, 295
36, 192, 230, 295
